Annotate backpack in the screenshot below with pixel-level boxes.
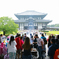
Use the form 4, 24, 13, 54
54, 48, 59, 59
34, 38, 38, 48
43, 37, 47, 44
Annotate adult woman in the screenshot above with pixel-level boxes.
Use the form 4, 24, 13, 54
41, 34, 46, 59
22, 37, 33, 59
48, 35, 52, 47
7, 36, 17, 59
41, 34, 47, 44
56, 35, 59, 46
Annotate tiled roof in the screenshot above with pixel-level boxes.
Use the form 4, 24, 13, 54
14, 19, 52, 23
15, 10, 47, 15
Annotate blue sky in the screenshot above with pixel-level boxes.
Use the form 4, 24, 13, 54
0, 0, 59, 25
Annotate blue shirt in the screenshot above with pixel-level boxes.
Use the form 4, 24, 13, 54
41, 36, 46, 39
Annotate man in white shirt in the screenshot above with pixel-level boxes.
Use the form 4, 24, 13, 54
35, 34, 44, 59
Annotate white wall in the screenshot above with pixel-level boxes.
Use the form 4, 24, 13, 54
24, 23, 28, 26
38, 23, 42, 29
20, 23, 24, 30
42, 23, 46, 26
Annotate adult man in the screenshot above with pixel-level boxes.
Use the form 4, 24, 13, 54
48, 39, 59, 59
34, 34, 44, 59
23, 33, 27, 41
15, 34, 21, 59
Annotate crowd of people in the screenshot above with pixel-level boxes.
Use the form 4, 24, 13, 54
0, 33, 59, 59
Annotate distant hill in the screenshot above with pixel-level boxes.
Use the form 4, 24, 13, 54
47, 24, 59, 27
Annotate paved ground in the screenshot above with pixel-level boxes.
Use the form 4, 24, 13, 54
45, 56, 50, 59
19, 56, 50, 59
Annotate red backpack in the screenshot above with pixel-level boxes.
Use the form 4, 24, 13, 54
54, 48, 59, 59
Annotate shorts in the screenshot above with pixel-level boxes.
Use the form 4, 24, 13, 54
9, 52, 16, 59
17, 49, 21, 55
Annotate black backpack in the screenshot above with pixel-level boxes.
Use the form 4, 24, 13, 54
33, 38, 38, 48
43, 37, 47, 44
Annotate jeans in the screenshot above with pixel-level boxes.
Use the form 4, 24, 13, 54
42, 45, 46, 59
22, 54, 32, 59
37, 46, 42, 59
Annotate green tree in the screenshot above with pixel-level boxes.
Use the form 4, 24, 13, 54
47, 24, 59, 27
0, 17, 19, 35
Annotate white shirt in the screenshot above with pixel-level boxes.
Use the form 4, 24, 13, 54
1, 37, 5, 42
1, 35, 6, 42
7, 41, 17, 53
37, 38, 44, 46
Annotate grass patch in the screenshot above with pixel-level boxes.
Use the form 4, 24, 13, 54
48, 31, 59, 35
0, 30, 21, 36
41, 30, 59, 36
0, 31, 3, 34
41, 30, 49, 32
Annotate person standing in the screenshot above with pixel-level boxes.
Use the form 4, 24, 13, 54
41, 34, 47, 44
7, 36, 17, 59
51, 34, 55, 39
15, 34, 21, 59
41, 34, 47, 59
22, 37, 33, 59
48, 39, 58, 59
47, 35, 52, 47
35, 34, 44, 59
23, 33, 27, 41
15, 33, 19, 38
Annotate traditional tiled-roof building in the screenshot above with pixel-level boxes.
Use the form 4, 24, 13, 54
14, 10, 52, 30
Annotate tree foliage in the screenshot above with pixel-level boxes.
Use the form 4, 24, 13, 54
0, 17, 19, 35
47, 24, 59, 27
